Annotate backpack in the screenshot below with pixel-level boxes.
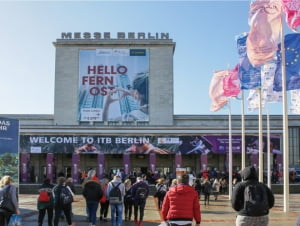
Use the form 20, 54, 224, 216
243, 182, 269, 216
135, 186, 147, 200
156, 184, 166, 199
100, 185, 108, 203
60, 185, 73, 205
109, 183, 122, 204
38, 190, 50, 202
124, 187, 133, 203
204, 183, 212, 194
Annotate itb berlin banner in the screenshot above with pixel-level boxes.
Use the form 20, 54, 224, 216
20, 134, 281, 156
0, 117, 19, 182
78, 49, 149, 122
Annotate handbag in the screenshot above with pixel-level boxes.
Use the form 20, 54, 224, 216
8, 214, 22, 226
0, 186, 15, 212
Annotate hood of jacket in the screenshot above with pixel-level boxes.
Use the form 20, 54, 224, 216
82, 179, 101, 188
168, 184, 194, 194
241, 166, 258, 181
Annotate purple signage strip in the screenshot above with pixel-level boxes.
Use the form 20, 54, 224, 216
46, 153, 54, 182
20, 153, 29, 183
123, 154, 130, 174
98, 153, 105, 177
72, 154, 80, 184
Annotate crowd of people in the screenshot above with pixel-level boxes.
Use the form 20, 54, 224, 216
35, 167, 239, 226
0, 166, 279, 226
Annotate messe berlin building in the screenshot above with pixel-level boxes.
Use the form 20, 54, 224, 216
1, 32, 300, 185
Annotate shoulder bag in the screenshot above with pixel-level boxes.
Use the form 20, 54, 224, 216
0, 185, 15, 212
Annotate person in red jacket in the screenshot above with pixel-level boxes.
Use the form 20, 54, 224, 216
161, 173, 201, 226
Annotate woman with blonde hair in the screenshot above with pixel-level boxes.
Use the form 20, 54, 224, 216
0, 175, 20, 226
170, 179, 178, 187
99, 178, 109, 222
124, 178, 133, 221
155, 178, 167, 210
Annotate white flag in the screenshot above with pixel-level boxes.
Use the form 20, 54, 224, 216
290, 89, 300, 114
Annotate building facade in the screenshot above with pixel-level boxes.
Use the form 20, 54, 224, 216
1, 33, 300, 185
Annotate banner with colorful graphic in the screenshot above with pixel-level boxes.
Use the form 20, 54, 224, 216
0, 117, 19, 182
78, 49, 149, 122
20, 134, 280, 155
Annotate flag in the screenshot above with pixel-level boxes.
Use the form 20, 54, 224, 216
237, 33, 261, 89
246, 0, 282, 66
274, 33, 300, 91
282, 0, 300, 32
290, 89, 300, 113
209, 70, 228, 112
247, 62, 282, 111
261, 62, 282, 103
223, 65, 240, 97
247, 89, 261, 111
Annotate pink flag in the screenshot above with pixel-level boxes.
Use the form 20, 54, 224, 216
223, 65, 240, 97
282, 0, 300, 32
246, 0, 282, 66
209, 70, 228, 112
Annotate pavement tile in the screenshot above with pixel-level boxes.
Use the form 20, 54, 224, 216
18, 194, 300, 226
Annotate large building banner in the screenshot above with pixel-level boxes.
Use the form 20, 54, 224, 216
78, 49, 149, 122
0, 117, 19, 182
20, 134, 281, 155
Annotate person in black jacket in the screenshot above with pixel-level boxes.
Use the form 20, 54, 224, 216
53, 177, 74, 226
131, 177, 149, 226
82, 179, 103, 226
37, 178, 55, 226
231, 166, 274, 226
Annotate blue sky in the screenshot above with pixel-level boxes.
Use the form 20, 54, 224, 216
0, 1, 287, 115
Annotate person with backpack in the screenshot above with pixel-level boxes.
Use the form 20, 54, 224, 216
53, 177, 74, 226
37, 178, 55, 226
124, 178, 134, 221
193, 178, 202, 200
131, 176, 149, 226
82, 177, 103, 226
231, 166, 275, 226
202, 178, 212, 206
154, 178, 167, 210
106, 175, 125, 226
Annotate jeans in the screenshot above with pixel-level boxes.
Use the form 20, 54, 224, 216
134, 201, 146, 221
54, 204, 72, 226
110, 203, 123, 226
38, 207, 53, 226
86, 200, 99, 225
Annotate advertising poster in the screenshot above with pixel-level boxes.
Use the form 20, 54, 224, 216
0, 117, 19, 182
78, 49, 149, 122
20, 134, 281, 156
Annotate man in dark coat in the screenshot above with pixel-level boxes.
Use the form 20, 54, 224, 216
231, 166, 274, 226
82, 179, 102, 226
131, 176, 149, 226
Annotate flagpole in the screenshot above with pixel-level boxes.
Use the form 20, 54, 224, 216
267, 105, 271, 188
258, 88, 263, 182
281, 15, 289, 213
228, 98, 233, 200
241, 90, 246, 170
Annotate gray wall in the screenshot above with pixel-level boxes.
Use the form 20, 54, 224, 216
53, 40, 176, 126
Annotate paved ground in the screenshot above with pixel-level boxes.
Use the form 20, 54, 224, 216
19, 194, 300, 226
